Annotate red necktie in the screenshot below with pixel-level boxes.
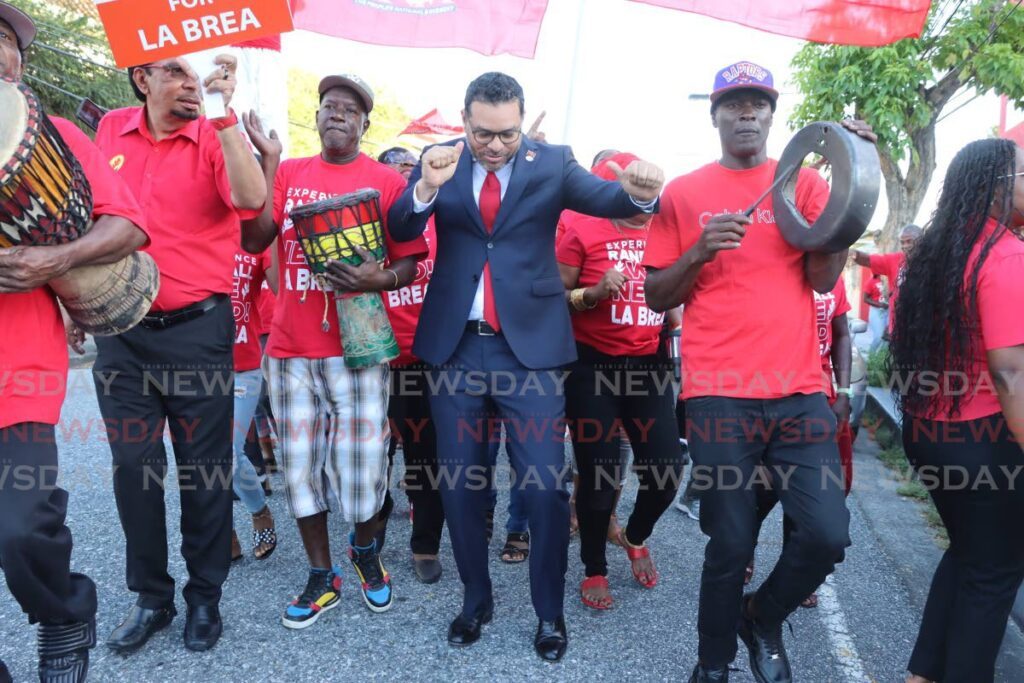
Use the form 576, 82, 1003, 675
479, 171, 501, 331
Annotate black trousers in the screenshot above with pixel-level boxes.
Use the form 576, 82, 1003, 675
0, 424, 97, 625
903, 414, 1024, 683
386, 364, 445, 555
565, 343, 684, 578
93, 297, 234, 609
687, 393, 850, 667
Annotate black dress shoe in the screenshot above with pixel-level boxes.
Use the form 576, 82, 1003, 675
413, 556, 442, 584
107, 604, 176, 654
737, 596, 792, 683
38, 618, 96, 683
183, 605, 222, 652
534, 616, 568, 662
688, 663, 729, 682
447, 606, 493, 646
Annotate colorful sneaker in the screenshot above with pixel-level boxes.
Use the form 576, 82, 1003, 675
349, 533, 393, 613
281, 567, 342, 630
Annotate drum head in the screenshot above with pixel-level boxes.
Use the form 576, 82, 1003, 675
0, 79, 28, 186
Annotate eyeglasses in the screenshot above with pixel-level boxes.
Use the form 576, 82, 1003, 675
469, 127, 522, 145
1000, 171, 1024, 179
143, 63, 196, 83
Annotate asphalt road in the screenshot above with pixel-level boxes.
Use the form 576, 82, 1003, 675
3, 369, 1023, 682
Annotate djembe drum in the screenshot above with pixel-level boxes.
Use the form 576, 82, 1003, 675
289, 188, 399, 369
0, 77, 159, 335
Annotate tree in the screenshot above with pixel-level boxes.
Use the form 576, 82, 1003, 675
287, 67, 414, 160
10, 0, 133, 131
789, 0, 1024, 248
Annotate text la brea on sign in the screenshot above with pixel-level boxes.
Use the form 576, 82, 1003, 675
138, 1, 262, 50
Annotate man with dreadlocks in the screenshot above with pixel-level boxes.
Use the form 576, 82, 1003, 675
891, 138, 1024, 683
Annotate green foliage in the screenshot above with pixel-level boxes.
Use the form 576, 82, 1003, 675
287, 68, 413, 161
791, 0, 1024, 165
9, 0, 133, 129
867, 346, 892, 388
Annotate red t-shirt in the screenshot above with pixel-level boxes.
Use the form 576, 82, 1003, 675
869, 252, 904, 333
558, 216, 664, 356
1, 117, 147, 429
922, 219, 1024, 421
383, 219, 436, 366
266, 154, 428, 359
95, 106, 261, 312
232, 248, 266, 372
815, 279, 852, 397
860, 272, 880, 320
257, 250, 276, 337
642, 160, 830, 400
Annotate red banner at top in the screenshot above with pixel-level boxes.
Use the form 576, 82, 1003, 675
630, 0, 931, 46
291, 0, 550, 59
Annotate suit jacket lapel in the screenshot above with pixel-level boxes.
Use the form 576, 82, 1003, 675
492, 139, 534, 235
454, 143, 487, 235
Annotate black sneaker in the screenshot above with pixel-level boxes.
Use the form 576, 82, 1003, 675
688, 663, 729, 682
349, 533, 393, 613
737, 595, 792, 683
38, 618, 95, 683
281, 567, 342, 630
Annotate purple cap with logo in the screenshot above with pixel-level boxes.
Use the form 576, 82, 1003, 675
710, 61, 779, 105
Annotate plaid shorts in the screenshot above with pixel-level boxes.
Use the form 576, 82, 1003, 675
266, 355, 390, 522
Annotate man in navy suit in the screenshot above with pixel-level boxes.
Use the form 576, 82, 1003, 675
388, 72, 664, 661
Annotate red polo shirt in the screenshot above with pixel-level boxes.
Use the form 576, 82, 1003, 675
643, 160, 830, 400
558, 216, 664, 357
384, 219, 436, 366
267, 154, 428, 360
1, 117, 147, 429
94, 106, 261, 312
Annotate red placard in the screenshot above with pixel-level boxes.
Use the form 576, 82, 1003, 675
95, 0, 293, 67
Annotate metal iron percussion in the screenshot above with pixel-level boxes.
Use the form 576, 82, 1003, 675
773, 121, 881, 253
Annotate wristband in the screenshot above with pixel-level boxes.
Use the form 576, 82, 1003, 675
836, 387, 853, 396
384, 268, 399, 290
210, 109, 238, 131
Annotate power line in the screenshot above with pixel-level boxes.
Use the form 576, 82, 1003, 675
35, 19, 107, 46
936, 92, 982, 123
33, 40, 123, 76
23, 73, 84, 103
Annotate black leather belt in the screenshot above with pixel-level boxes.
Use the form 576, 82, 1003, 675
140, 294, 225, 330
465, 320, 499, 336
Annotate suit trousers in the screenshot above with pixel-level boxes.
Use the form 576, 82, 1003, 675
0, 424, 97, 625
429, 330, 570, 622
687, 393, 850, 667
93, 298, 234, 609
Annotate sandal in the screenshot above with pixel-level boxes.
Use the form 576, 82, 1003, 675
499, 531, 530, 564
619, 530, 658, 588
231, 530, 243, 563
580, 575, 613, 610
607, 514, 623, 547
801, 593, 819, 609
252, 506, 277, 561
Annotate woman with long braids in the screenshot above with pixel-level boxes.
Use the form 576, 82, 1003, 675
891, 138, 1024, 683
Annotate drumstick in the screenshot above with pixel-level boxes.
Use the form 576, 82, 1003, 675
743, 163, 798, 218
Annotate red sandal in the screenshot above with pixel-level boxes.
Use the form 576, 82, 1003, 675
580, 575, 613, 610
619, 531, 658, 589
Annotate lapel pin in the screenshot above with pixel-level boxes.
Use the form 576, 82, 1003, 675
525, 150, 537, 162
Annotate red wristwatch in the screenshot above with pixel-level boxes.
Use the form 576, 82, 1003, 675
210, 109, 238, 131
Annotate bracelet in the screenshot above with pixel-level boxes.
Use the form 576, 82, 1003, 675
384, 268, 399, 290
570, 288, 596, 311
210, 109, 238, 131
835, 387, 853, 396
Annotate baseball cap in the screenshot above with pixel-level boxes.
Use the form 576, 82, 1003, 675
318, 73, 374, 113
710, 61, 779, 107
0, 1, 37, 51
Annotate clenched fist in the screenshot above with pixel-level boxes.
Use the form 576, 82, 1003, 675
606, 159, 665, 204
415, 141, 465, 202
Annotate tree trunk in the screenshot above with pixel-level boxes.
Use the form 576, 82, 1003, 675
877, 118, 937, 251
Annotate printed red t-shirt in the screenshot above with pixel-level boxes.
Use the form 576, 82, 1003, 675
642, 160, 830, 400
383, 219, 436, 366
860, 272, 880, 321
95, 106, 261, 312
558, 216, 664, 356
920, 219, 1024, 421
257, 250, 276, 337
232, 248, 266, 372
1, 117, 148, 429
266, 154, 428, 359
815, 279, 852, 398
869, 252, 904, 333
